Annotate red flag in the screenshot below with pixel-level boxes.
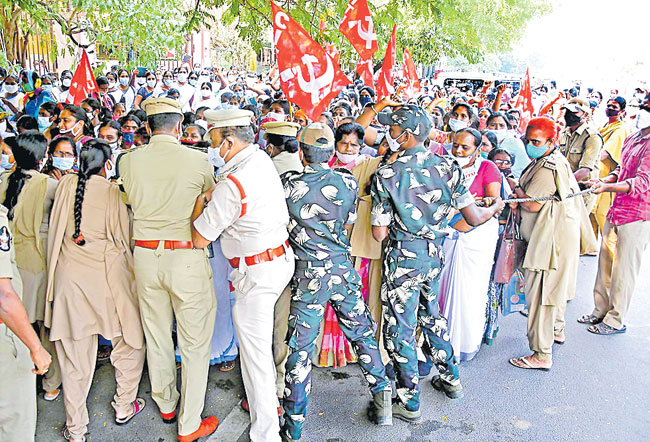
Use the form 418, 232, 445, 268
402, 48, 421, 99
376, 24, 397, 99
272, 2, 351, 121
324, 42, 340, 66
356, 58, 374, 87
339, 0, 378, 61
66, 50, 98, 105
514, 67, 534, 133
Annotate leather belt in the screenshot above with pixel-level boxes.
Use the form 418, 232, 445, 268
135, 240, 194, 250
228, 240, 289, 268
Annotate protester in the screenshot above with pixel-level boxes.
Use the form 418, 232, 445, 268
40, 135, 77, 180
133, 71, 159, 110
486, 112, 530, 177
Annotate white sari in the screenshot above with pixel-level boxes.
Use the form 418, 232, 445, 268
438, 158, 500, 361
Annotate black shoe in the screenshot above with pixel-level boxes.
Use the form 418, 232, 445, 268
280, 427, 299, 441
431, 375, 463, 399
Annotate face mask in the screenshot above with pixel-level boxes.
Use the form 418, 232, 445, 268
189, 78, 197, 87
605, 108, 619, 118
105, 159, 115, 180
360, 96, 371, 106
4, 84, 19, 94
266, 112, 285, 122
86, 112, 95, 122
163, 79, 173, 87
59, 121, 81, 137
119, 77, 129, 87
208, 139, 228, 168
108, 141, 119, 152
448, 118, 467, 132
500, 167, 512, 176
1, 154, 13, 170
52, 156, 75, 171
451, 153, 473, 168
201, 89, 211, 98
62, 78, 72, 88
386, 130, 407, 152
38, 116, 51, 132
146, 79, 156, 88
108, 81, 117, 89
526, 143, 549, 159
335, 151, 358, 164
136, 78, 146, 87
491, 129, 508, 144
636, 109, 650, 130
177, 73, 188, 83
479, 151, 489, 159
122, 131, 135, 145
563, 110, 582, 127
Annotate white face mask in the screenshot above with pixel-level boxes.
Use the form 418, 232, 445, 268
177, 73, 188, 84
1, 154, 13, 170
163, 79, 173, 87
86, 112, 95, 122
208, 138, 229, 169
266, 112, 285, 122
52, 156, 75, 171
119, 77, 129, 87
201, 89, 211, 98
108, 81, 117, 89
452, 153, 473, 168
491, 129, 508, 144
386, 130, 407, 152
146, 79, 156, 88
4, 84, 18, 94
636, 109, 650, 130
62, 78, 72, 88
108, 141, 119, 152
335, 151, 358, 164
60, 120, 81, 137
448, 118, 468, 133
38, 116, 51, 132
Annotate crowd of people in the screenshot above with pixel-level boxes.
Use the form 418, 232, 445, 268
0, 61, 649, 442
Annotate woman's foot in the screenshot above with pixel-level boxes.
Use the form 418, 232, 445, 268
219, 360, 236, 372
509, 354, 551, 371
44, 388, 60, 401
115, 398, 146, 425
97, 345, 112, 361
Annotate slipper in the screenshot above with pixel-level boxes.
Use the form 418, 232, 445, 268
219, 360, 236, 372
587, 323, 626, 335
577, 314, 602, 325
97, 345, 112, 361
554, 335, 565, 345
115, 398, 146, 425
44, 388, 60, 401
509, 356, 551, 372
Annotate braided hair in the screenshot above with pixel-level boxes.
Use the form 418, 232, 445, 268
72, 139, 111, 246
2, 131, 47, 220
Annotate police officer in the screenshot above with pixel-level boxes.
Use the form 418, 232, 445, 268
191, 109, 294, 442
264, 120, 304, 175
279, 123, 392, 441
0, 203, 51, 442
558, 97, 604, 212
370, 105, 503, 422
117, 97, 218, 442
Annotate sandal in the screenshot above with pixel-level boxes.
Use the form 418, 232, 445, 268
97, 345, 112, 361
577, 314, 602, 325
62, 425, 86, 442
219, 360, 236, 372
509, 356, 551, 371
587, 323, 626, 335
44, 388, 60, 401
115, 398, 146, 425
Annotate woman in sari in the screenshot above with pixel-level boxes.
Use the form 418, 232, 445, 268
0, 130, 61, 399
438, 128, 501, 361
46, 140, 146, 441
20, 70, 55, 118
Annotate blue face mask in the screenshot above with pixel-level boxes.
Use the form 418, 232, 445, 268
1, 154, 14, 170
360, 96, 371, 106
479, 151, 489, 159
122, 131, 135, 146
38, 116, 51, 132
52, 156, 75, 171
526, 143, 549, 159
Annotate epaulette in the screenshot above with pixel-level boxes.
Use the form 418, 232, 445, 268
543, 153, 558, 170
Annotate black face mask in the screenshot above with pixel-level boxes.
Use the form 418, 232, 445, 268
605, 108, 620, 118
564, 110, 582, 127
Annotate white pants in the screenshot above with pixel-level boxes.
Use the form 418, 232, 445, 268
231, 248, 295, 442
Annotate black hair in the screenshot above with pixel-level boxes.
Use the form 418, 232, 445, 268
220, 92, 234, 103
16, 115, 38, 132
82, 97, 101, 112
106, 71, 117, 82
300, 143, 333, 164
128, 109, 147, 123
334, 122, 365, 147
41, 135, 77, 175
96, 76, 109, 87
611, 96, 627, 110
81, 97, 111, 123
148, 113, 182, 132
451, 102, 479, 129
478, 107, 494, 118
99, 119, 123, 139
184, 123, 206, 138
2, 131, 47, 220
359, 86, 375, 98
481, 130, 498, 150
72, 139, 112, 246
266, 133, 298, 154
119, 114, 141, 128
486, 112, 513, 130
62, 104, 94, 136
200, 81, 212, 91
320, 112, 335, 132
195, 106, 209, 117
455, 127, 482, 149
261, 97, 273, 109
183, 112, 196, 127
219, 125, 255, 144
39, 101, 57, 116
242, 104, 259, 118
134, 126, 150, 144
487, 147, 514, 164
331, 101, 352, 117
271, 99, 291, 115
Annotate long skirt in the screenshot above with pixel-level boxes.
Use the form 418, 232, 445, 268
438, 218, 499, 362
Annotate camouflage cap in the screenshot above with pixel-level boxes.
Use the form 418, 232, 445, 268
377, 104, 432, 138
298, 122, 334, 149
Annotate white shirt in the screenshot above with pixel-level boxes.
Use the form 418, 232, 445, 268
193, 144, 290, 259
110, 86, 136, 111
0, 92, 24, 115
174, 82, 196, 111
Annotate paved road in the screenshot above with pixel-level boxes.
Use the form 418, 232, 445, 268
35, 253, 650, 441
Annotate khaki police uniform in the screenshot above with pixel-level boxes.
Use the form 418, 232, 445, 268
264, 121, 304, 176
0, 205, 35, 442
558, 98, 604, 213
117, 98, 216, 436
194, 109, 294, 442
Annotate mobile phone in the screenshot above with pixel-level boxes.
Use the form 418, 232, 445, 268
136, 67, 147, 77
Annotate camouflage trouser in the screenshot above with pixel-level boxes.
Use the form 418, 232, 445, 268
381, 239, 458, 412
283, 259, 391, 439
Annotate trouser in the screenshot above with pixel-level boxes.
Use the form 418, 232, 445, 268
0, 325, 36, 442
592, 220, 650, 329
134, 246, 216, 436
36, 321, 61, 393
381, 241, 458, 412
273, 285, 292, 399
524, 269, 565, 361
55, 334, 145, 438
231, 248, 294, 442
283, 259, 390, 440
590, 191, 615, 237
355, 257, 391, 365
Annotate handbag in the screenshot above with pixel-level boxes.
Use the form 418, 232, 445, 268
493, 210, 526, 284
501, 269, 526, 315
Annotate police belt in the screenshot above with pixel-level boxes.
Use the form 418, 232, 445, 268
389, 238, 440, 251
294, 253, 348, 269
228, 240, 290, 268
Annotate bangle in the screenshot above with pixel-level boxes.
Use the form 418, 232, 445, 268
370, 105, 379, 116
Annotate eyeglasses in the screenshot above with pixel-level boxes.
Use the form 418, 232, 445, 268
52, 151, 75, 158
493, 159, 511, 166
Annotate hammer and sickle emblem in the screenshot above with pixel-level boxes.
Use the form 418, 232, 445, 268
295, 54, 334, 104
348, 16, 376, 50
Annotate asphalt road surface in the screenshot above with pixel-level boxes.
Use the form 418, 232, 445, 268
34, 252, 650, 441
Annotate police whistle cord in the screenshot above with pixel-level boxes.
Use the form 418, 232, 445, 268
475, 188, 594, 207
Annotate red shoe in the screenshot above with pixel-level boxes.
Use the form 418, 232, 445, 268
161, 409, 177, 424
177, 416, 219, 442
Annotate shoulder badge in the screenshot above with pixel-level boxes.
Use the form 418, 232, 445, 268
0, 226, 11, 252
543, 152, 558, 170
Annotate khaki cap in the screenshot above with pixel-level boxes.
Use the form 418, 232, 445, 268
298, 122, 334, 149
204, 109, 253, 130
263, 121, 301, 138
564, 97, 591, 114
141, 97, 183, 116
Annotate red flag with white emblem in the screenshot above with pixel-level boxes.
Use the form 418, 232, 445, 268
402, 48, 421, 99
376, 24, 397, 99
514, 67, 534, 133
66, 50, 98, 105
356, 58, 374, 87
272, 2, 350, 121
339, 0, 378, 61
